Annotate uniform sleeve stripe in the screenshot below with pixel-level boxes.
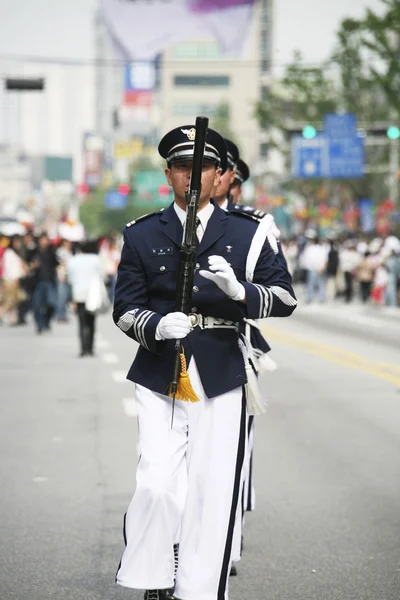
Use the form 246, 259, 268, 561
269, 286, 297, 307
253, 283, 270, 318
266, 288, 273, 317
118, 308, 156, 350
139, 311, 154, 351
253, 283, 264, 318
134, 310, 153, 348
133, 312, 146, 347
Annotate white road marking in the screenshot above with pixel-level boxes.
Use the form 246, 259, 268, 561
97, 339, 111, 349
299, 304, 381, 328
122, 397, 138, 418
112, 371, 127, 383
349, 315, 380, 328
33, 477, 48, 483
52, 436, 63, 443
102, 352, 119, 364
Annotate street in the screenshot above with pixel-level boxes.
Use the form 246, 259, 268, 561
1, 303, 400, 600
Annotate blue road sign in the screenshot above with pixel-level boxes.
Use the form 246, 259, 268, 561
292, 113, 364, 179
324, 113, 357, 139
291, 135, 330, 178
328, 135, 364, 178
105, 190, 128, 209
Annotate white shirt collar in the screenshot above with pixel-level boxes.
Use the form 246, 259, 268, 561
220, 198, 229, 211
173, 201, 214, 234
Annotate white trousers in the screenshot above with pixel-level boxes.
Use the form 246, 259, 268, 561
243, 416, 256, 513
231, 415, 255, 564
116, 359, 246, 600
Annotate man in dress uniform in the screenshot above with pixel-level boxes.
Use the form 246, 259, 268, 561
113, 124, 297, 600
213, 139, 267, 221
229, 158, 250, 205
213, 143, 285, 575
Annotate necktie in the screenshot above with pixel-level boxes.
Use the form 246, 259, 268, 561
195, 217, 201, 246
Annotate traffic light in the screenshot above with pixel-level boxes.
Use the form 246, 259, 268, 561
118, 183, 130, 195
387, 126, 400, 140
5, 78, 45, 91
302, 125, 317, 139
77, 183, 89, 195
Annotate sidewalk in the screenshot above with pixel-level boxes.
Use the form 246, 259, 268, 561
294, 283, 400, 324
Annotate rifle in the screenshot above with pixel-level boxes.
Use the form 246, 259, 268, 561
169, 116, 209, 422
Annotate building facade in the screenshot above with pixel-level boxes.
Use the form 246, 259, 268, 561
95, 1, 274, 167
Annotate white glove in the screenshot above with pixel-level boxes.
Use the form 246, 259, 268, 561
156, 312, 191, 340
199, 256, 245, 301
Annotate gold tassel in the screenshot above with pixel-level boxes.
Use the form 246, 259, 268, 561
169, 352, 200, 403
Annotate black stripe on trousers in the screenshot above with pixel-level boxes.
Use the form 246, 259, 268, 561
115, 512, 128, 582
246, 416, 255, 512
217, 389, 247, 600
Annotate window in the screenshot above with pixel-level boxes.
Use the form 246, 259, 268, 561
174, 75, 230, 87
172, 103, 221, 117
172, 42, 221, 60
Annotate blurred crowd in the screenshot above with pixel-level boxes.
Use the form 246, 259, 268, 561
1, 228, 399, 338
283, 231, 400, 307
0, 231, 122, 334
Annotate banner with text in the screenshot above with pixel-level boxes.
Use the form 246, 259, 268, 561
101, 0, 256, 60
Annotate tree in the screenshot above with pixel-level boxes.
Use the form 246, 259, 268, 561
255, 52, 338, 132
209, 103, 238, 145
79, 188, 148, 238
356, 0, 400, 117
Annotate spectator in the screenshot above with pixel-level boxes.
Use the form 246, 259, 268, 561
17, 232, 38, 325
301, 236, 328, 303
339, 243, 361, 303
100, 236, 121, 303
355, 251, 376, 303
283, 238, 299, 277
67, 240, 103, 357
31, 233, 58, 334
55, 239, 73, 322
0, 235, 27, 326
371, 263, 388, 306
326, 239, 340, 302
385, 251, 400, 307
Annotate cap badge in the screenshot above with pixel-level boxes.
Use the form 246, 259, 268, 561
181, 128, 196, 141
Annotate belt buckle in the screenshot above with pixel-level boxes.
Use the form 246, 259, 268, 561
189, 313, 201, 329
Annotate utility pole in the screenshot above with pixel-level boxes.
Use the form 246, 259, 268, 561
1, 77, 46, 217
389, 138, 399, 205
3, 77, 45, 149
259, 0, 272, 162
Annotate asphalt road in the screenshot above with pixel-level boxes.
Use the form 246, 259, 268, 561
1, 301, 400, 600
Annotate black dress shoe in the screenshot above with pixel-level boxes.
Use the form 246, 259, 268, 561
144, 590, 170, 600
166, 542, 179, 595
230, 564, 238, 576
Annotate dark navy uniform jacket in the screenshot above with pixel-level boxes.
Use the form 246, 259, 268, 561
226, 197, 286, 357
113, 200, 296, 398
227, 197, 268, 220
